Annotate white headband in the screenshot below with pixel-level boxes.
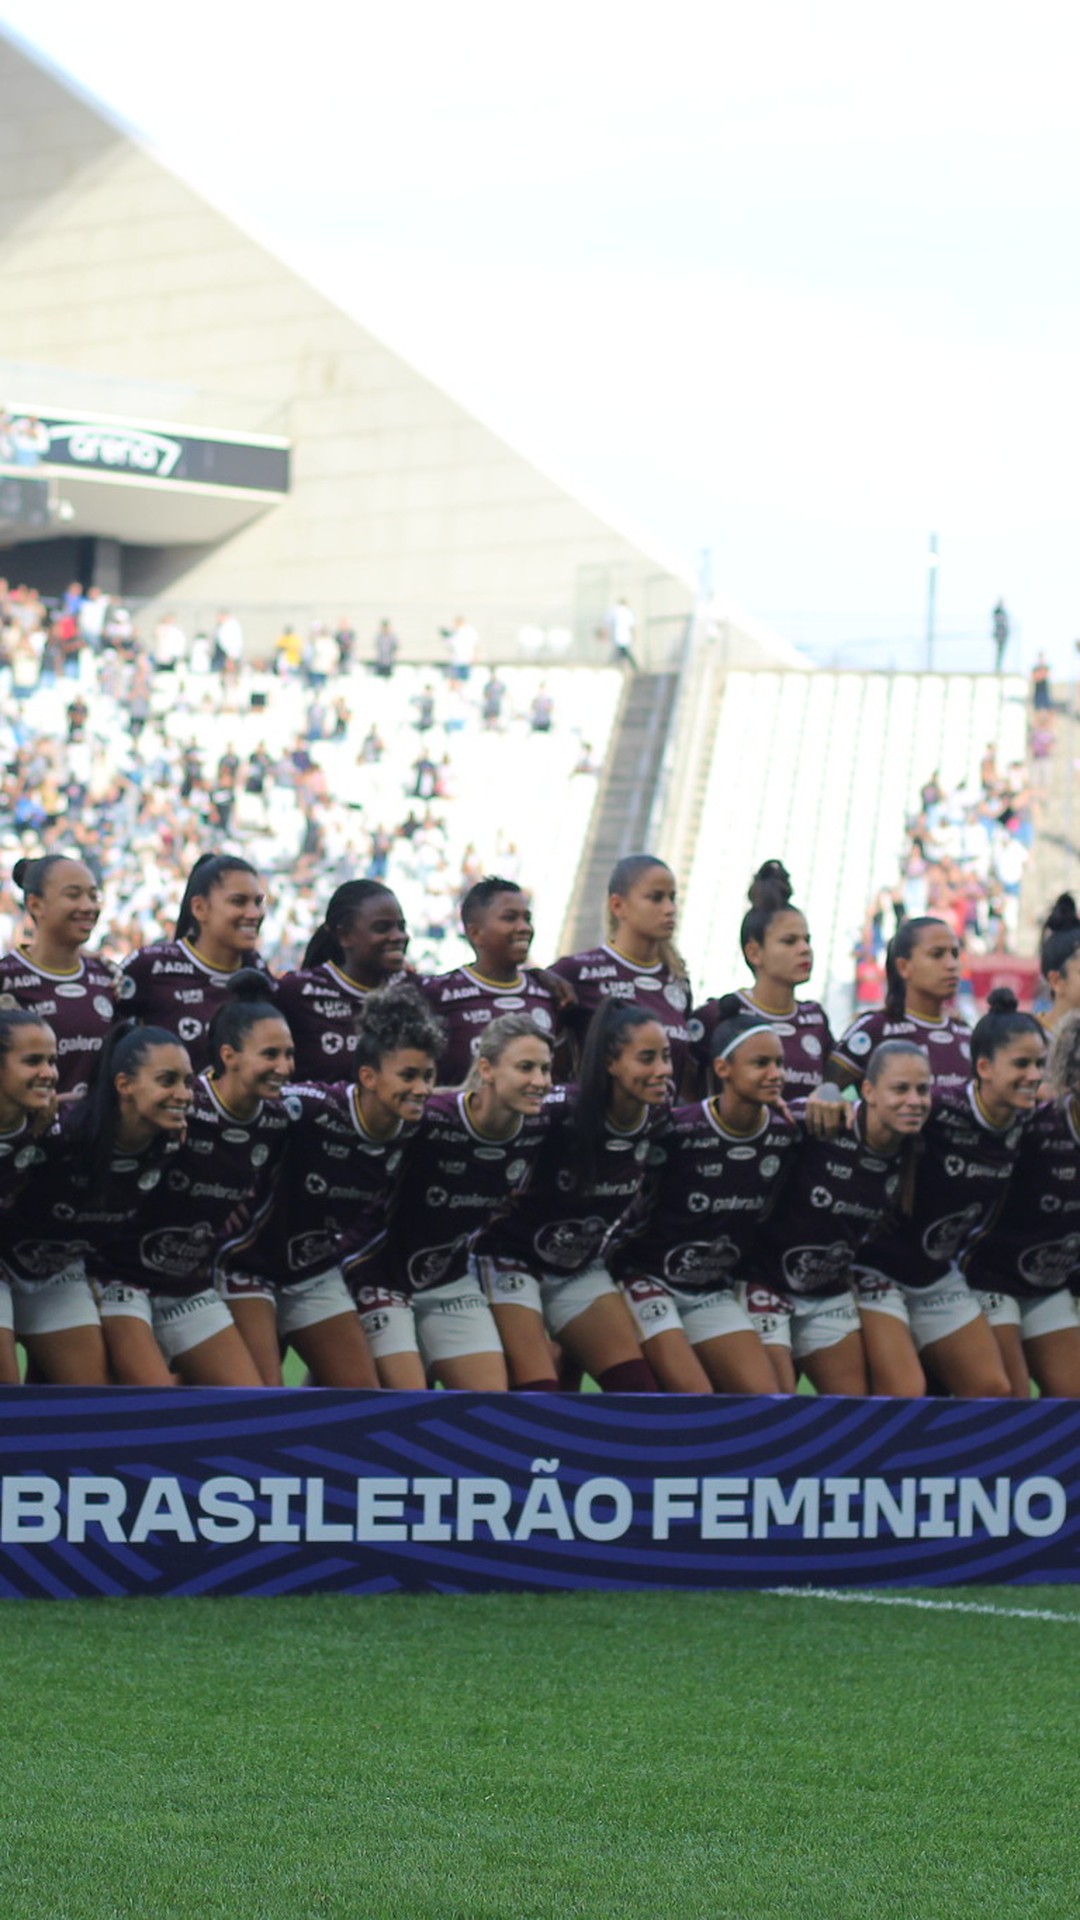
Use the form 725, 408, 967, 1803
716, 1021, 775, 1060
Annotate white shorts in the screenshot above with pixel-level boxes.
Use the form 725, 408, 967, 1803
0, 1277, 11, 1335
739, 1282, 860, 1357
218, 1266, 356, 1336
476, 1255, 618, 1338
12, 1263, 100, 1337
98, 1283, 236, 1361
855, 1267, 983, 1350
621, 1275, 755, 1347
356, 1275, 503, 1368
971, 1288, 1022, 1330
1013, 1290, 1078, 1342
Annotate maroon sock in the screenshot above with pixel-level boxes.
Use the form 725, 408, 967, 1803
514, 1377, 561, 1392
598, 1359, 658, 1393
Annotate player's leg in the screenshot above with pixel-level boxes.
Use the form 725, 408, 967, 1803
549, 1268, 657, 1391
855, 1273, 925, 1396
17, 1272, 109, 1385
740, 1284, 798, 1393
416, 1279, 508, 1390
279, 1270, 378, 1388
98, 1287, 175, 1386
155, 1293, 265, 1387
225, 1294, 284, 1385
1021, 1291, 1080, 1398
793, 1294, 868, 1395
909, 1274, 1011, 1397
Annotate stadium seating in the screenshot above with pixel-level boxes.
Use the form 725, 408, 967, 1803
680, 670, 1028, 1028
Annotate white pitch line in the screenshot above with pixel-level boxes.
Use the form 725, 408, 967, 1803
767, 1586, 1080, 1625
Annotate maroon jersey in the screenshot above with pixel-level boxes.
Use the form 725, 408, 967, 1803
832, 1007, 970, 1096
220, 1081, 415, 1285
354, 1088, 549, 1296
0, 1120, 181, 1288
0, 1118, 48, 1218
550, 945, 692, 1083
609, 1100, 798, 1291
274, 964, 410, 1082
416, 966, 559, 1087
45, 1075, 293, 1296
690, 990, 833, 1100
116, 940, 274, 1072
752, 1103, 909, 1298
962, 1098, 1080, 1298
859, 1085, 1027, 1292
476, 1083, 668, 1279
0, 948, 117, 1100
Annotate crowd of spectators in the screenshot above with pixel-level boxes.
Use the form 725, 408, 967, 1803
855, 731, 1041, 1004
0, 580, 602, 972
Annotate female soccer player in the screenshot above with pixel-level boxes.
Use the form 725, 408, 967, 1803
117, 851, 270, 1071
551, 853, 693, 1088
691, 861, 832, 1099
744, 1041, 934, 1396
827, 916, 970, 1097
84, 986, 291, 1386
608, 1014, 795, 1393
960, 1012, 1080, 1397
1036, 895, 1080, 1035
275, 880, 410, 1082
0, 854, 117, 1099
220, 986, 443, 1387
473, 1000, 670, 1392
417, 876, 560, 1086
346, 1013, 554, 1389
853, 991, 1045, 1399
0, 1009, 58, 1383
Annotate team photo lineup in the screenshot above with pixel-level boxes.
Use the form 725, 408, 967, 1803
3, 835, 1079, 1404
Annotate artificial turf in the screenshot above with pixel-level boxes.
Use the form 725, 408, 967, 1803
3, 1587, 1078, 1919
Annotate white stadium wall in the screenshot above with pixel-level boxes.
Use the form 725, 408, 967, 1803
0, 30, 718, 662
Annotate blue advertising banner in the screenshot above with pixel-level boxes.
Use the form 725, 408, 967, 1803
1, 1389, 1078, 1599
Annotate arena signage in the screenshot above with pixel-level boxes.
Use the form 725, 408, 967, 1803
26, 411, 290, 493
2, 1391, 1077, 1600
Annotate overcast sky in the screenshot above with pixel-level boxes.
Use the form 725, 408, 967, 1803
3, 1, 1078, 669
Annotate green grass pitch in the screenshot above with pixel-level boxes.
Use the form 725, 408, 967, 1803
3, 1586, 1079, 1919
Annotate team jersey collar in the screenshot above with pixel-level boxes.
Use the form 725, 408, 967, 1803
603, 944, 662, 974
13, 946, 83, 981
180, 936, 244, 979
203, 1072, 262, 1124
462, 964, 527, 992
458, 1089, 523, 1144
324, 961, 373, 999
348, 1083, 403, 1143
705, 1098, 768, 1141
967, 1081, 1014, 1134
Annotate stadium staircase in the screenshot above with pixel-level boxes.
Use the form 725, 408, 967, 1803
1019, 683, 1079, 946
560, 669, 680, 952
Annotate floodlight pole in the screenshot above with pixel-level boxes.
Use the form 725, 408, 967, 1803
925, 533, 939, 671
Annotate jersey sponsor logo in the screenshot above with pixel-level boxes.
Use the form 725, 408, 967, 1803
222, 1128, 249, 1144
1040, 1194, 1063, 1213
666, 1237, 739, 1280
1018, 1234, 1080, 1285
556, 1168, 574, 1192
137, 1168, 162, 1191
251, 1143, 269, 1167
760, 1155, 781, 1179
490, 1269, 530, 1295
322, 1142, 350, 1160
801, 1034, 822, 1058
15, 1144, 43, 1171
506, 1157, 527, 1184
945, 1155, 965, 1176
407, 1244, 455, 1289
111, 1158, 138, 1172
534, 1217, 606, 1269
188, 1137, 214, 1155
54, 983, 86, 999
727, 1145, 756, 1162
1055, 1164, 1077, 1181
167, 1170, 190, 1191
663, 981, 688, 1011
810, 1186, 832, 1208
687, 1018, 705, 1043
1007, 1126, 1022, 1149
474, 1147, 507, 1162
781, 1239, 851, 1287
772, 1023, 795, 1039
321, 1033, 345, 1054
687, 1192, 710, 1213
117, 974, 138, 1001
178, 1017, 203, 1042
634, 1141, 649, 1162
607, 1139, 634, 1152
922, 1203, 984, 1261
92, 995, 114, 1020
848, 1030, 873, 1055
928, 1028, 954, 1045
284, 1096, 304, 1120
361, 1309, 392, 1334
635, 1295, 672, 1324
492, 996, 525, 1012
426, 1186, 449, 1207
633, 976, 661, 993
305, 1173, 327, 1195
138, 1222, 215, 1277
174, 990, 205, 1005
13, 1237, 93, 1275
288, 1231, 333, 1269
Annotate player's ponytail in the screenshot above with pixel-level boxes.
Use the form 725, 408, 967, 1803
66, 1022, 186, 1184
302, 880, 397, 969
572, 999, 656, 1192
207, 970, 284, 1074
1040, 893, 1080, 983
605, 853, 687, 980
970, 987, 1043, 1068
883, 916, 949, 1018
174, 852, 259, 942
739, 860, 798, 968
